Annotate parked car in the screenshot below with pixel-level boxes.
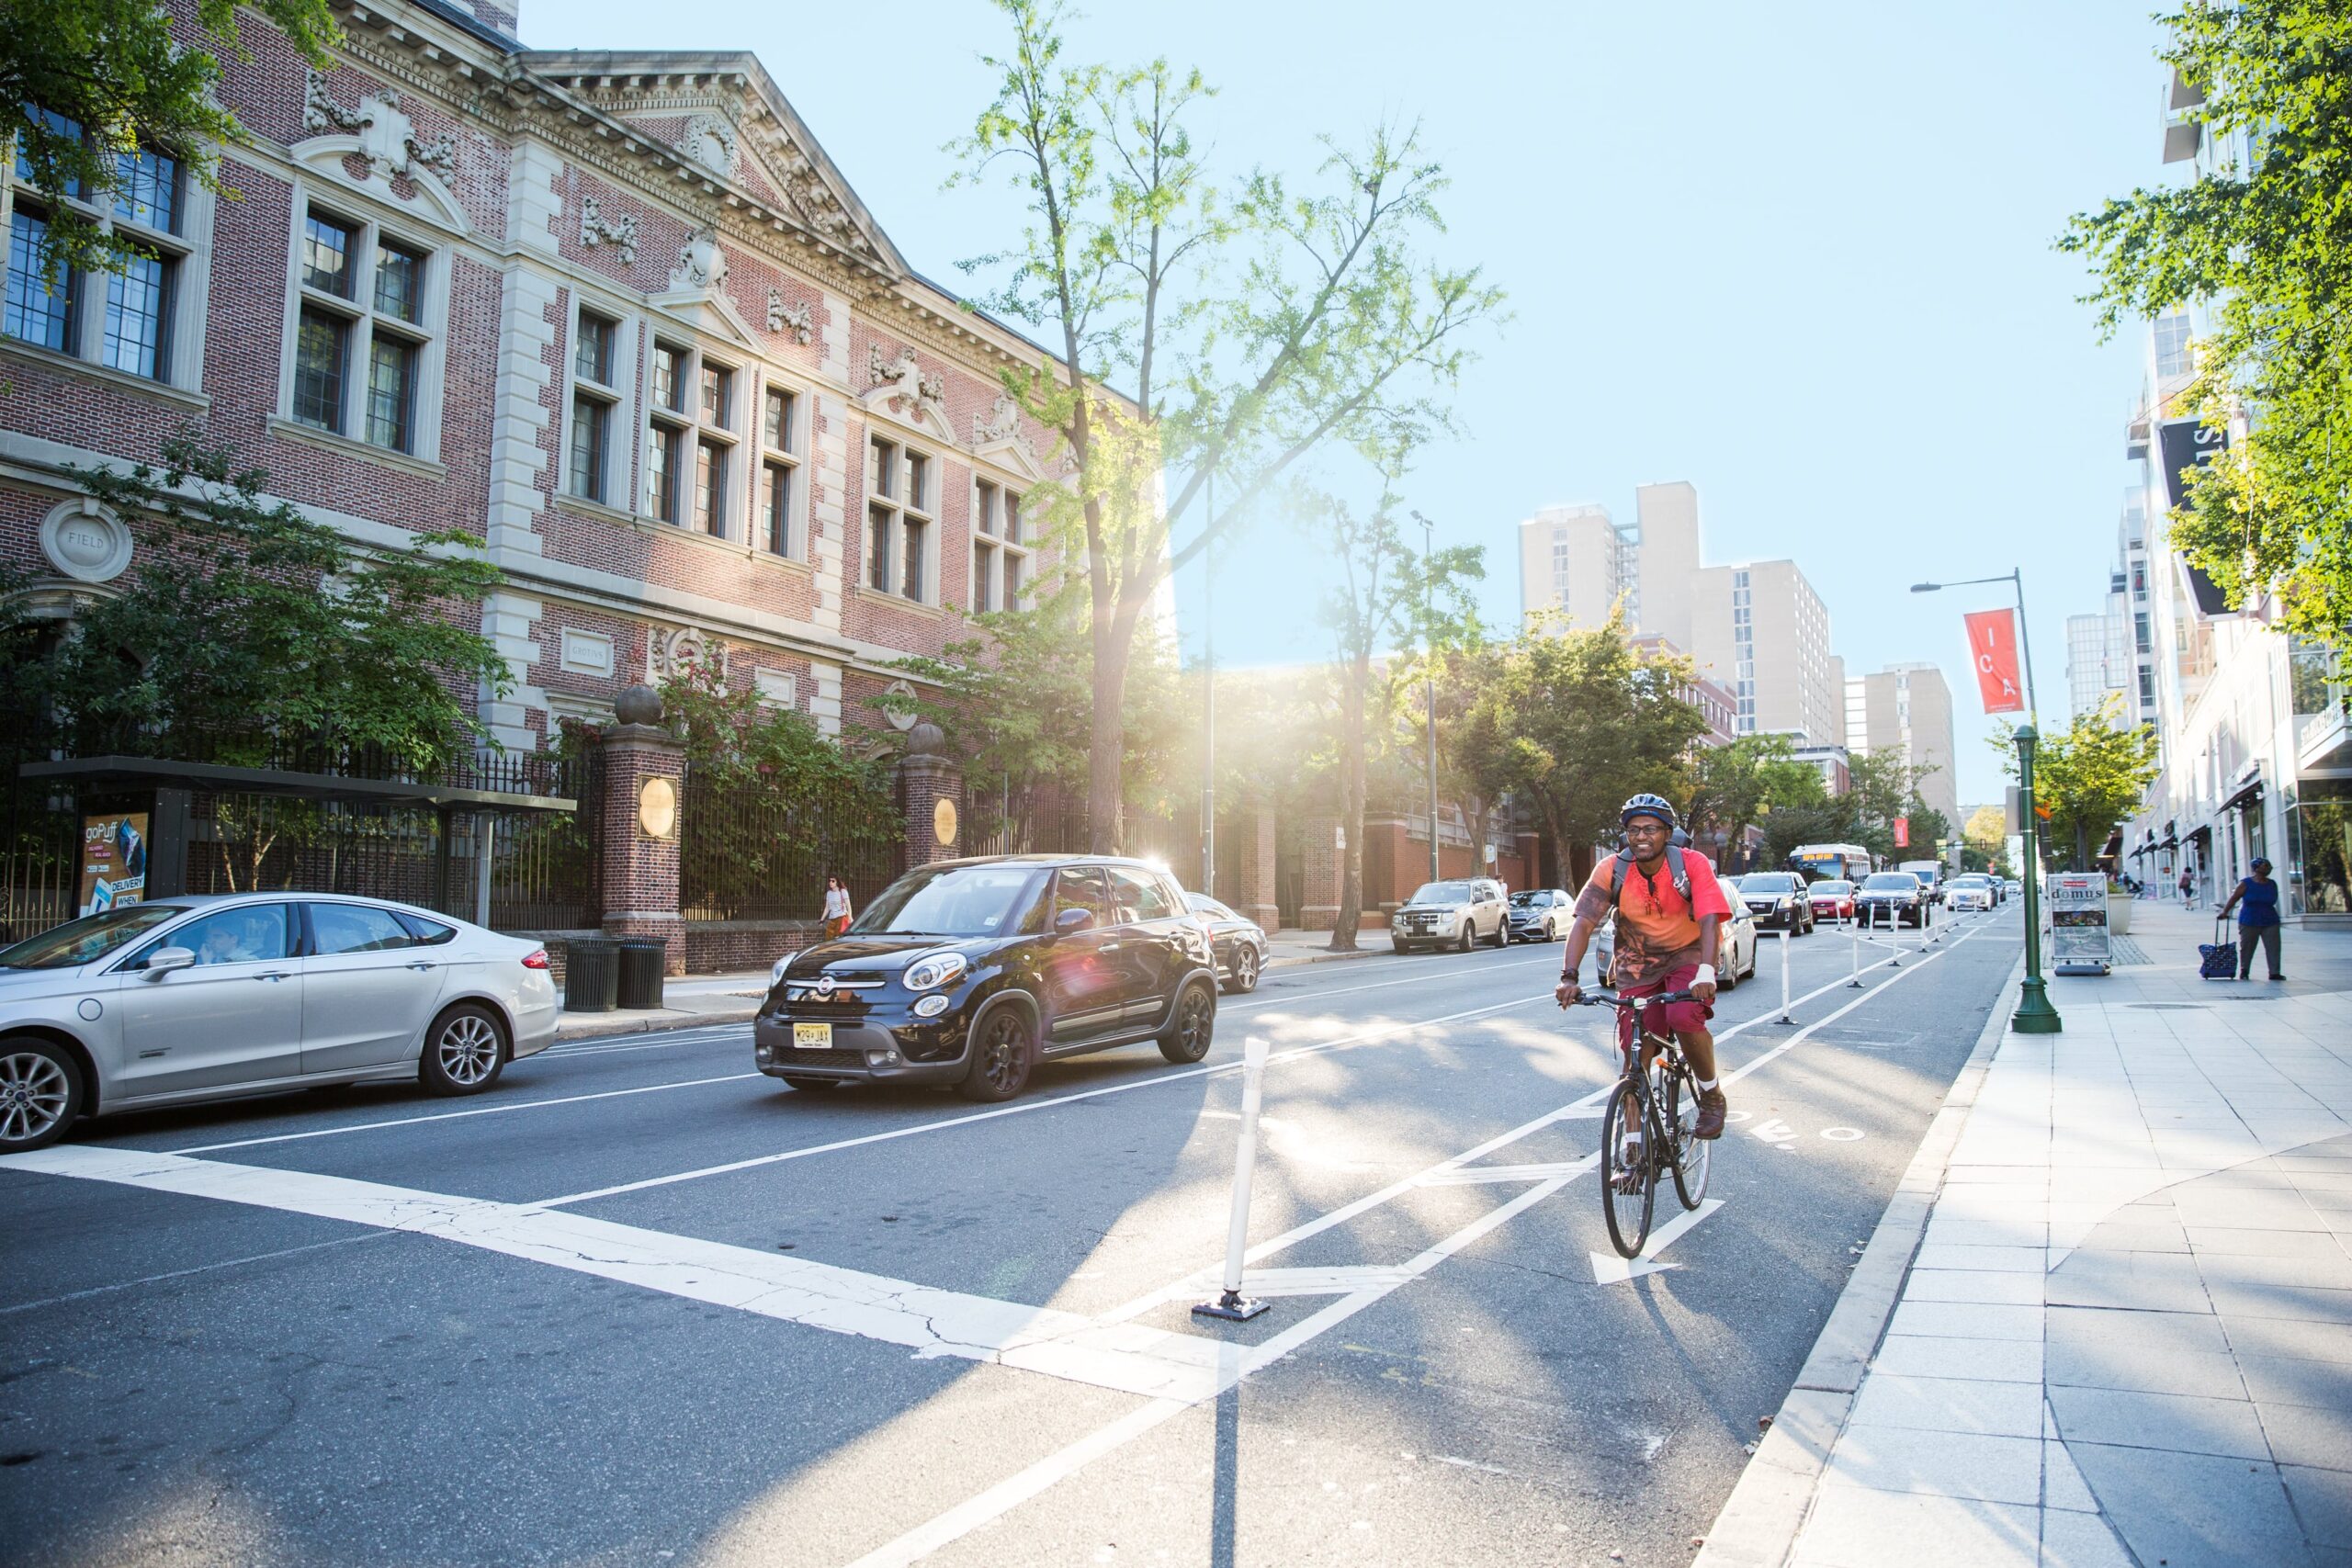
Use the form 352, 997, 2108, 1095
0, 893, 559, 1153
1945, 874, 1996, 913
1856, 870, 1934, 929
1736, 871, 1815, 934
1593, 888, 1758, 990
1391, 877, 1510, 953
753, 855, 1220, 1104
1898, 860, 1947, 906
1185, 892, 1270, 994
1506, 888, 1573, 942
1807, 878, 1858, 923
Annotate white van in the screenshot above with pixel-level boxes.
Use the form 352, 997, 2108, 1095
1897, 860, 1946, 905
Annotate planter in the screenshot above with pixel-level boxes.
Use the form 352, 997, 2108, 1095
2105, 893, 2133, 936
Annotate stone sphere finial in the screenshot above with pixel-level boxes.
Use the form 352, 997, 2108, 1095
615, 684, 663, 727
905, 720, 945, 757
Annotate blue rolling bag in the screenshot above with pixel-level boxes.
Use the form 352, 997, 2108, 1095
2198, 916, 2236, 980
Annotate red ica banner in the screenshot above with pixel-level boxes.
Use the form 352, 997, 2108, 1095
1894, 816, 1910, 850
1965, 609, 2027, 715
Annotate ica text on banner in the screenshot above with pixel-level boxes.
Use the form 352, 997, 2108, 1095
1964, 609, 2026, 715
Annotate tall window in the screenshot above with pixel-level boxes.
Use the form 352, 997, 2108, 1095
971, 477, 1029, 613
569, 309, 619, 503
645, 338, 737, 534
287, 201, 436, 456
760, 383, 801, 558
5, 111, 190, 382
2154, 312, 2194, 379
867, 435, 933, 603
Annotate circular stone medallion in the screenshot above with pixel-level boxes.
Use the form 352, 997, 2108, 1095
40, 503, 133, 583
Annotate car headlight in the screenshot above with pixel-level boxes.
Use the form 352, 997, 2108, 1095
902, 952, 969, 992
770, 955, 791, 987
911, 993, 952, 1018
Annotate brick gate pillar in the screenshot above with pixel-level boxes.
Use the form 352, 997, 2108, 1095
897, 721, 963, 868
1236, 805, 1280, 932
596, 683, 688, 975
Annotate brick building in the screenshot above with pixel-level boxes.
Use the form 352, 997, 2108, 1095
3, 0, 1074, 756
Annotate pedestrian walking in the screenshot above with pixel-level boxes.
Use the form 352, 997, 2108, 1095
2178, 865, 2196, 904
2217, 858, 2284, 981
822, 874, 854, 940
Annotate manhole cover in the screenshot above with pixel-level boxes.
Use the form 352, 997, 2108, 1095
2125, 1002, 2209, 1010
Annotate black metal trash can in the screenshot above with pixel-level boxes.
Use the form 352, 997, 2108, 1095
616, 939, 667, 1010
564, 939, 619, 1012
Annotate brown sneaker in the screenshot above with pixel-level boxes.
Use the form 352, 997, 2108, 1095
1694, 1088, 1727, 1140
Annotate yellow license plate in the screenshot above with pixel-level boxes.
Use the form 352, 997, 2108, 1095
792, 1022, 833, 1050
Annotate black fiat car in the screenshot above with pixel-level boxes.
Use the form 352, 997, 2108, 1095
753, 855, 1221, 1103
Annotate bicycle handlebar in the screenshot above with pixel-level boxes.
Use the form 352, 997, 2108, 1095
1570, 988, 1696, 1008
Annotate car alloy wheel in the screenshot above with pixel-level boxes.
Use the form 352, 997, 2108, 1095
0, 1042, 78, 1152
959, 1004, 1035, 1102
422, 1005, 506, 1096
1227, 945, 1260, 995
1457, 923, 1475, 953
1159, 982, 1216, 1064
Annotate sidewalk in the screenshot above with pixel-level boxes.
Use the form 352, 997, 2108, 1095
552, 926, 1393, 1039
1702, 901, 2352, 1568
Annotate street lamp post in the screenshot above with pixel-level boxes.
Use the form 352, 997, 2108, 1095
1201, 470, 1216, 900
1912, 569, 2059, 1032
1411, 510, 1440, 886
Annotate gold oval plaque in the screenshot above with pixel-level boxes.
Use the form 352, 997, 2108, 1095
933, 796, 959, 847
638, 775, 678, 840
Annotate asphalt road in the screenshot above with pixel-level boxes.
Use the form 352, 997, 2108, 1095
0, 908, 2021, 1568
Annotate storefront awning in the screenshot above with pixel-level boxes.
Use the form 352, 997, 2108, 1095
2219, 774, 2264, 813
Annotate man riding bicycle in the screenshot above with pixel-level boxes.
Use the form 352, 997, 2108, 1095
1555, 793, 1731, 1142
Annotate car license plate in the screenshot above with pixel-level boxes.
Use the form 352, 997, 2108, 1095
792, 1022, 832, 1050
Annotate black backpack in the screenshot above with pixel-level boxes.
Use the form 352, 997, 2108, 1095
1608, 845, 1692, 909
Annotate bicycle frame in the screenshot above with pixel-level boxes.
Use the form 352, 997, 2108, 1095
1577, 987, 1708, 1257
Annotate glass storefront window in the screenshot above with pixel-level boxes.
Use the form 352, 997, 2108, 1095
2289, 785, 2352, 916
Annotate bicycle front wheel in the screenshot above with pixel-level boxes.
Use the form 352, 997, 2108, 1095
1600, 1078, 1657, 1258
1664, 1066, 1710, 1210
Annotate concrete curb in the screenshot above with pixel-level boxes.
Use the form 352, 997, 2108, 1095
553, 1000, 762, 1041
1264, 943, 1392, 970
1691, 953, 2027, 1568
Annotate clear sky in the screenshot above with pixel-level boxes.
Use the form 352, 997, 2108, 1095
534, 0, 2163, 809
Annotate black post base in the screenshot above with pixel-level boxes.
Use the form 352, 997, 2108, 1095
1192, 1289, 1269, 1322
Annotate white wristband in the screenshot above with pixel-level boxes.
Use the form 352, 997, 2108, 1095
1693, 964, 1717, 986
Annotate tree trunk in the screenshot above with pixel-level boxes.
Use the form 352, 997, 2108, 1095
1086, 601, 1133, 854
1331, 671, 1366, 952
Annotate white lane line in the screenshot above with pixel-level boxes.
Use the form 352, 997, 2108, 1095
533, 991, 1563, 1209
846, 918, 2007, 1565
0, 1230, 394, 1316
165, 1072, 763, 1155
1589, 1198, 1724, 1283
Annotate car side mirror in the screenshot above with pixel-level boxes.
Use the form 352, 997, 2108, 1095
1054, 907, 1095, 936
144, 947, 196, 976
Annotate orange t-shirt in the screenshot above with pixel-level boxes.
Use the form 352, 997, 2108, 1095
1572, 851, 1731, 987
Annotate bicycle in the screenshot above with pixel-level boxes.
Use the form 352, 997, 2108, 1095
1575, 988, 1710, 1258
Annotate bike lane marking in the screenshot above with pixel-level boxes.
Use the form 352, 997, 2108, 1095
1589, 1197, 1725, 1283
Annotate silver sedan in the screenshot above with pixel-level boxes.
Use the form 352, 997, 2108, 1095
0, 893, 560, 1152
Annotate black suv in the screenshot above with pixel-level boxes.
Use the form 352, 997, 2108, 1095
753, 855, 1221, 1103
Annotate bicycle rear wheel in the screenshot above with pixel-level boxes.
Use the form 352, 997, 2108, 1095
1664, 1064, 1710, 1210
1600, 1078, 1657, 1258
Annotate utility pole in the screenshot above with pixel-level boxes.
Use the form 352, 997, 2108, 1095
1411, 510, 1440, 885
1201, 469, 1216, 898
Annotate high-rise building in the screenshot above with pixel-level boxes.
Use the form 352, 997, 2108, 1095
1515, 503, 1635, 628
1633, 481, 1700, 650
1690, 559, 1841, 746
2065, 597, 2131, 726
1849, 662, 1962, 838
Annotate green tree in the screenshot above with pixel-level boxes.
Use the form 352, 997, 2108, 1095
1996, 697, 2163, 873
1963, 803, 2013, 878
1308, 473, 1485, 951
1682, 732, 1827, 870
1848, 747, 1944, 863
1455, 612, 1707, 886
5, 0, 340, 281
3, 431, 507, 771
953, 0, 1505, 852
2060, 0, 2352, 649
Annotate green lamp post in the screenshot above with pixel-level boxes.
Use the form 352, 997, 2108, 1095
2012, 723, 2063, 1034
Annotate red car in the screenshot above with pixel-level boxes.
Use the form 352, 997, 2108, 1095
1807, 879, 1858, 922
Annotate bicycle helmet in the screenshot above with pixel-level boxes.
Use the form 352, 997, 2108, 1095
1620, 793, 1678, 830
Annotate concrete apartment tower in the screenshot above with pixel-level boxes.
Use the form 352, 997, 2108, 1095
1688, 559, 1842, 746
1516, 503, 1636, 628
1633, 481, 1701, 650
1847, 662, 1962, 839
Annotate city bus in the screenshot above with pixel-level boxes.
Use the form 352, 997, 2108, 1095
1789, 843, 1877, 884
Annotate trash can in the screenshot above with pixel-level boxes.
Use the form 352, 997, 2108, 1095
564, 939, 618, 1012
616, 939, 668, 1010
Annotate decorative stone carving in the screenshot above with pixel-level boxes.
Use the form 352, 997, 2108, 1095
39, 501, 132, 584
972, 392, 1037, 463
670, 226, 729, 293
772, 141, 863, 251
301, 73, 454, 181
767, 290, 813, 344
613, 684, 664, 727
881, 679, 921, 732
579, 196, 639, 266
649, 626, 715, 682
683, 114, 736, 177
867, 344, 944, 421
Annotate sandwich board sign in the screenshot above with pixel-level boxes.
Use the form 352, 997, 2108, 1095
2049, 873, 2111, 976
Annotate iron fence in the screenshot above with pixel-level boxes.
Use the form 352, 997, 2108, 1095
1, 777, 81, 945
678, 765, 901, 922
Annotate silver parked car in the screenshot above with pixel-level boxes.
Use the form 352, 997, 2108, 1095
1506, 888, 1573, 942
0, 892, 560, 1152
1391, 877, 1510, 953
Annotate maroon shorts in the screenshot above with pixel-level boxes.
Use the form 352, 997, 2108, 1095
1615, 964, 1714, 1054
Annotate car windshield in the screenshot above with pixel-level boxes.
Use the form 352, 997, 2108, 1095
1813, 880, 1855, 895
1745, 874, 1801, 894
0, 904, 189, 970
848, 863, 1042, 937
1862, 873, 1920, 891
1409, 882, 1473, 904
1509, 891, 1548, 908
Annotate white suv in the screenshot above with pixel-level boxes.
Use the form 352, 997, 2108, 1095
1391, 877, 1510, 953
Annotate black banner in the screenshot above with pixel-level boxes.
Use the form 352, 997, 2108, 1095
2157, 416, 2233, 614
